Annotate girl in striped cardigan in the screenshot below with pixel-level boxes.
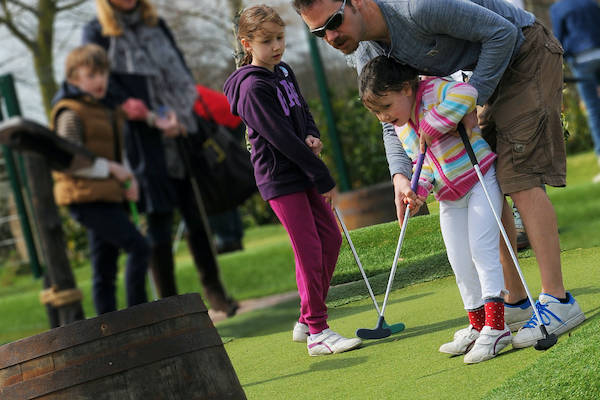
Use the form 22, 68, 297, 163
358, 56, 511, 364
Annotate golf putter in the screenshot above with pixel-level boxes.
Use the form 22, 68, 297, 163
334, 207, 405, 335
356, 148, 427, 340
456, 123, 557, 350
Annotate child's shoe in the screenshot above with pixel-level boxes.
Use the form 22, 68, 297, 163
307, 329, 362, 356
439, 325, 480, 355
292, 322, 309, 342
505, 298, 533, 332
512, 292, 585, 349
463, 325, 512, 364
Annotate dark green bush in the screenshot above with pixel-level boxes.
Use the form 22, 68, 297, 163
308, 88, 390, 190
563, 83, 594, 155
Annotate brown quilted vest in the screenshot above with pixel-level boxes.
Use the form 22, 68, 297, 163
51, 97, 125, 205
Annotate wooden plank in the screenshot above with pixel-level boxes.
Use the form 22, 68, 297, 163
1, 326, 224, 399
0, 364, 22, 388
124, 351, 246, 400
0, 294, 208, 369
21, 354, 54, 381
39, 373, 130, 400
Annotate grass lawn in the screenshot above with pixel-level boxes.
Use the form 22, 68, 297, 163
0, 151, 599, 399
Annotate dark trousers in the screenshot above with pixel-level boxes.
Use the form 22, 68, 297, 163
208, 208, 243, 247
146, 177, 234, 312
69, 202, 150, 315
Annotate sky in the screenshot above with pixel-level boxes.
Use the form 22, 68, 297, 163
0, 0, 349, 124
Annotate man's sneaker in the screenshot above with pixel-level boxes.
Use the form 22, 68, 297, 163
463, 325, 512, 364
293, 322, 309, 342
505, 298, 533, 332
306, 329, 362, 356
439, 325, 480, 355
513, 292, 586, 349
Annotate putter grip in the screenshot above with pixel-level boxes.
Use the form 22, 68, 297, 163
457, 123, 478, 166
411, 148, 426, 192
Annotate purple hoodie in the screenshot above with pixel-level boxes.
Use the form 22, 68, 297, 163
224, 62, 335, 201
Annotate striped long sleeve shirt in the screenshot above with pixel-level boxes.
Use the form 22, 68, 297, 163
394, 77, 496, 201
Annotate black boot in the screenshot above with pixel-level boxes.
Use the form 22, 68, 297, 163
186, 233, 238, 316
149, 243, 178, 298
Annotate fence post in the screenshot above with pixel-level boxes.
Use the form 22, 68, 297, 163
0, 75, 43, 278
0, 73, 84, 327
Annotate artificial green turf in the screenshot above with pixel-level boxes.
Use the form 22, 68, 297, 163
217, 247, 600, 400
0, 151, 599, 398
486, 314, 600, 400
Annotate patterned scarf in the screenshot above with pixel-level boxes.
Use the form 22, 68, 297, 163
108, 7, 198, 178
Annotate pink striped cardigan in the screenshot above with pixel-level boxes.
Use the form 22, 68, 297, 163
394, 77, 496, 201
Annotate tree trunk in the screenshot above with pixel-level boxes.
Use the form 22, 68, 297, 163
35, 0, 59, 117
227, 0, 244, 67
24, 154, 84, 326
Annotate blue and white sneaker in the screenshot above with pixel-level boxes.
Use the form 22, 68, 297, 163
512, 292, 585, 349
505, 298, 533, 332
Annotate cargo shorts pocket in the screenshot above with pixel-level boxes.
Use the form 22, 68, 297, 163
497, 110, 551, 174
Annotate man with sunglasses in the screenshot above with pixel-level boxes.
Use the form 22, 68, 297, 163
293, 0, 585, 349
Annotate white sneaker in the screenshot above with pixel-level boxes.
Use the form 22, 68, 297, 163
505, 299, 533, 332
292, 322, 309, 342
307, 329, 362, 356
463, 325, 512, 364
513, 292, 586, 349
439, 325, 480, 355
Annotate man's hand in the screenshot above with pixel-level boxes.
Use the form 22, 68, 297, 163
393, 173, 424, 225
121, 98, 149, 121
322, 186, 339, 208
305, 135, 323, 155
447, 109, 478, 138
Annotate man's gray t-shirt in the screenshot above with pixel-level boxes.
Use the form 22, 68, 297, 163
352, 0, 535, 179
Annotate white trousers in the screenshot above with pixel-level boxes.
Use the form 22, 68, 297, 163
439, 166, 506, 310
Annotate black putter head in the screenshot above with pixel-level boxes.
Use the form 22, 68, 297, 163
356, 316, 392, 340
534, 325, 558, 350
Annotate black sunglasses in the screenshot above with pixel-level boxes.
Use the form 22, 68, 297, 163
310, 0, 347, 38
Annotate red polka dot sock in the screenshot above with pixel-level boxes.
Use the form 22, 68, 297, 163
484, 300, 505, 330
467, 306, 485, 331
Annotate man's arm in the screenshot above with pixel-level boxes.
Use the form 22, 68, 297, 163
411, 0, 522, 105
383, 122, 413, 179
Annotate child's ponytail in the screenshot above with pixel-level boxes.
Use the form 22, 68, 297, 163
240, 51, 253, 67
236, 5, 285, 68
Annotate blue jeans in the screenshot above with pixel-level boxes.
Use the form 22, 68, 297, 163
69, 202, 150, 315
568, 55, 600, 156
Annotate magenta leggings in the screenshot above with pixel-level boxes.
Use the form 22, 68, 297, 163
269, 187, 342, 334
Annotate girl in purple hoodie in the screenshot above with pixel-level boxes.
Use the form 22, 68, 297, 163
224, 5, 361, 356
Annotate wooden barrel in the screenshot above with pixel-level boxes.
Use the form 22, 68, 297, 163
0, 294, 246, 400
337, 181, 429, 230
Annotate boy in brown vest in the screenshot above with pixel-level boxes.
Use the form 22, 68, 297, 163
51, 44, 150, 315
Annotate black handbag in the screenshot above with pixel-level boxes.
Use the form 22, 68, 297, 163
178, 99, 257, 216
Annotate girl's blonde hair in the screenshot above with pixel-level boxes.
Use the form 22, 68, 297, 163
237, 5, 285, 66
95, 0, 158, 36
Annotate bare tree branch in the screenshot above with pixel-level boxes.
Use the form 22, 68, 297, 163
5, 0, 38, 16
56, 0, 86, 12
0, 0, 34, 49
